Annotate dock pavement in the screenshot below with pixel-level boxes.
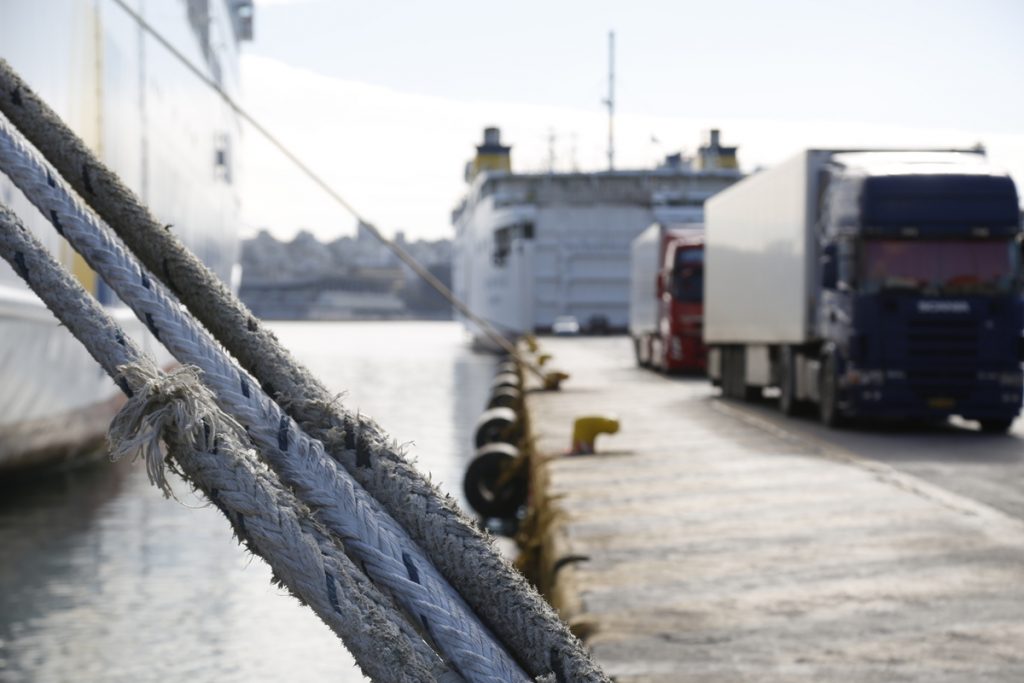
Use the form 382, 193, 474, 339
521, 336, 1024, 682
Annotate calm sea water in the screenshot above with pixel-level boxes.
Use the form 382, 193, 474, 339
0, 321, 498, 683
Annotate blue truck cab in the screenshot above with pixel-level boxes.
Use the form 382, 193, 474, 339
817, 152, 1022, 430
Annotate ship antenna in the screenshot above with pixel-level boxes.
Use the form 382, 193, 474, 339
603, 30, 615, 171
547, 127, 557, 173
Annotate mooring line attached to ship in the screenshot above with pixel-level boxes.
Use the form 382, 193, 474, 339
0, 56, 605, 683
0, 202, 464, 683
0, 111, 534, 683
105, 0, 550, 382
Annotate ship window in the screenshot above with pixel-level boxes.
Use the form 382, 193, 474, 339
493, 227, 511, 266
232, 0, 255, 41
187, 0, 223, 85
492, 221, 534, 266
215, 133, 232, 183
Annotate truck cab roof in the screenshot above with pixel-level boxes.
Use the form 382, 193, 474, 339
656, 222, 704, 246
829, 150, 1007, 179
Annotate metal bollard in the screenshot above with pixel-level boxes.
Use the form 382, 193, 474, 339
570, 415, 620, 455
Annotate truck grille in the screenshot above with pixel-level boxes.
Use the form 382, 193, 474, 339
907, 318, 978, 358
905, 318, 979, 400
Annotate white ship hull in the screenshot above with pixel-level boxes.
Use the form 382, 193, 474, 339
0, 0, 247, 470
452, 168, 740, 346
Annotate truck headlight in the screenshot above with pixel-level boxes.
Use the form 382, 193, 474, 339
1000, 372, 1022, 387
848, 369, 884, 386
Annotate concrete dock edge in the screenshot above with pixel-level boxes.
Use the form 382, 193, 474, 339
518, 337, 1024, 683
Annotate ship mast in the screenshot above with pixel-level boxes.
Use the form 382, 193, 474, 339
604, 30, 615, 171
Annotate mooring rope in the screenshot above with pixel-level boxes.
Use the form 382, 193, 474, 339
0, 203, 461, 683
0, 113, 529, 683
0, 60, 606, 683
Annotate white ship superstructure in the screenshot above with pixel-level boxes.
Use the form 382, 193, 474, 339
0, 0, 251, 469
452, 128, 741, 345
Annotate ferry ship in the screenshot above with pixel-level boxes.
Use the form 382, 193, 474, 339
451, 127, 742, 347
0, 0, 250, 470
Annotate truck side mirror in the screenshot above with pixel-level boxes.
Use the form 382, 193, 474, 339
822, 243, 838, 289
1019, 240, 1024, 292
656, 272, 665, 297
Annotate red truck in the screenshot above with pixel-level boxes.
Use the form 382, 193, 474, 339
629, 222, 706, 372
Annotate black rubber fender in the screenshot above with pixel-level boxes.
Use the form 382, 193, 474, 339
473, 407, 521, 448
496, 360, 521, 378
463, 442, 527, 518
490, 372, 521, 391
487, 386, 522, 410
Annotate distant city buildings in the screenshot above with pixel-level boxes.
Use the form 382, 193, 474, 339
239, 229, 452, 320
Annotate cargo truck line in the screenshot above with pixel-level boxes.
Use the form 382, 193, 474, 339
704, 148, 1023, 431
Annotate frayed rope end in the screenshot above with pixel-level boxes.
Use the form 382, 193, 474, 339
107, 362, 246, 497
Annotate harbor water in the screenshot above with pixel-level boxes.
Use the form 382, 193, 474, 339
0, 320, 497, 683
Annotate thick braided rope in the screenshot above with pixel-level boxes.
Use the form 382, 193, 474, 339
0, 203, 458, 683
0, 114, 529, 683
112, 363, 464, 683
0, 59, 607, 682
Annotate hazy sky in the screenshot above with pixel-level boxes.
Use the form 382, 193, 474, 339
239, 0, 1024, 241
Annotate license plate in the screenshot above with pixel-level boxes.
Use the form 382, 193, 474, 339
928, 397, 955, 409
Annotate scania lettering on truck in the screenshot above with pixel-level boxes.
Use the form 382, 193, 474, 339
704, 149, 1023, 431
630, 223, 706, 372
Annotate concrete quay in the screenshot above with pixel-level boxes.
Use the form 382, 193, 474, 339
520, 336, 1024, 682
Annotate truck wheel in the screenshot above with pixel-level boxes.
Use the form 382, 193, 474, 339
720, 347, 737, 398
979, 418, 1014, 434
634, 337, 648, 368
819, 352, 844, 428
651, 337, 665, 372
721, 347, 757, 400
778, 347, 798, 415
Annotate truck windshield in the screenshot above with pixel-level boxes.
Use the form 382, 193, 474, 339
672, 249, 703, 302
860, 239, 1017, 295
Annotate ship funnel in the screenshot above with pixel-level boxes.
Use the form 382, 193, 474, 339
697, 128, 738, 171
466, 127, 512, 182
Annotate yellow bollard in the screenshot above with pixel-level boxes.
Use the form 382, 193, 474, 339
543, 371, 570, 390
571, 415, 620, 455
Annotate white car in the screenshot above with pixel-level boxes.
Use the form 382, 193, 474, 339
552, 316, 581, 335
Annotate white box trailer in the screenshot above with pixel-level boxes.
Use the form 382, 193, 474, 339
704, 150, 831, 346
628, 223, 663, 340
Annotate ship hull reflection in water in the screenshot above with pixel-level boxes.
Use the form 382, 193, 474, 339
0, 321, 496, 683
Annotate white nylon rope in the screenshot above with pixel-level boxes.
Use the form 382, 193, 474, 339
0, 203, 459, 683
0, 114, 530, 683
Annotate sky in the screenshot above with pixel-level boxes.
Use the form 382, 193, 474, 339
239, 0, 1024, 241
